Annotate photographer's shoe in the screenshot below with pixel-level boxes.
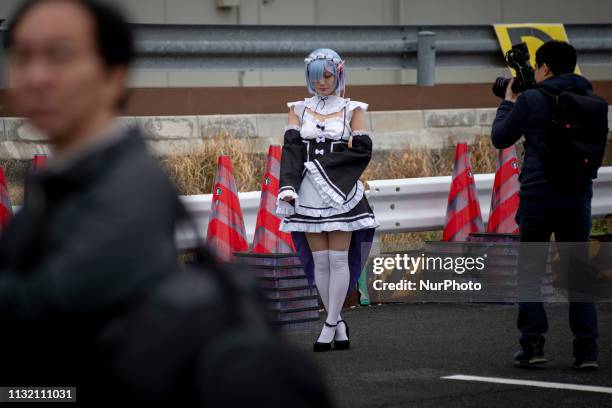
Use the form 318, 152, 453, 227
514, 338, 547, 367
572, 338, 598, 371
572, 358, 599, 371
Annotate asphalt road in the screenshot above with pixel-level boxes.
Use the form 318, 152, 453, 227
284, 303, 612, 408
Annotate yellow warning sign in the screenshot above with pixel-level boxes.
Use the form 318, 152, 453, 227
493, 23, 581, 75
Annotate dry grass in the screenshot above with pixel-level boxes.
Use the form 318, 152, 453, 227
162, 133, 501, 196
361, 135, 498, 182
1, 159, 27, 206
470, 134, 499, 174
380, 230, 443, 252
7, 183, 24, 207
363, 147, 431, 181
162, 132, 267, 195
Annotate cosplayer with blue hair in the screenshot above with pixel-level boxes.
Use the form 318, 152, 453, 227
305, 48, 346, 97
276, 48, 379, 354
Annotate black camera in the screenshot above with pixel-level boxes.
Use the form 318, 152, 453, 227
492, 42, 536, 99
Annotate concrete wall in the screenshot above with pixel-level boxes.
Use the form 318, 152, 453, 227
2, 106, 611, 159
1, 0, 611, 87
5, 0, 610, 28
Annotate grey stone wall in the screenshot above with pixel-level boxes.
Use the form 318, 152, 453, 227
1, 106, 610, 159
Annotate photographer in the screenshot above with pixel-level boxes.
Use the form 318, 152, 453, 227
491, 40, 604, 370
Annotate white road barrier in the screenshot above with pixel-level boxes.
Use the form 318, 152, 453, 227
11, 167, 612, 249
367, 166, 612, 233
177, 166, 612, 248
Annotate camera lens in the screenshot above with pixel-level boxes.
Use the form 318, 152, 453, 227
492, 77, 510, 99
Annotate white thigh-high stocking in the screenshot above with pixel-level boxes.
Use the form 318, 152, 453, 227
326, 250, 350, 342
312, 250, 330, 311
313, 250, 334, 343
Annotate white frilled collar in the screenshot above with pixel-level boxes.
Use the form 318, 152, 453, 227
304, 94, 349, 115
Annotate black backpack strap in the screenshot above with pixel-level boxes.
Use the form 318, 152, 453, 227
535, 86, 559, 104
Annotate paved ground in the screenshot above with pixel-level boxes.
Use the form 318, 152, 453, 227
284, 303, 612, 408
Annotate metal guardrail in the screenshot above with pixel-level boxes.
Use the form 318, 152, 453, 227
367, 167, 612, 233
174, 166, 612, 249
129, 24, 612, 71
2, 24, 612, 87
176, 190, 261, 249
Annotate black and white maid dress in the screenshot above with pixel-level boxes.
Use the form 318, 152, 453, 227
275, 94, 379, 291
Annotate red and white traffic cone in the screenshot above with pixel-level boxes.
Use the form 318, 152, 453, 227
0, 166, 13, 232
252, 145, 296, 253
32, 154, 47, 169
487, 146, 520, 234
206, 155, 248, 261
443, 143, 484, 241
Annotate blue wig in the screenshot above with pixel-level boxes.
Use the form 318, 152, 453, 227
304, 48, 346, 96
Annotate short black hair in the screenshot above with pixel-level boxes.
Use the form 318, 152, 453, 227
6, 0, 134, 70
535, 40, 577, 76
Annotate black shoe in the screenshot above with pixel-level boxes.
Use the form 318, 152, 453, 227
514, 337, 547, 367
313, 321, 336, 352
573, 338, 598, 371
334, 320, 350, 350
572, 358, 599, 371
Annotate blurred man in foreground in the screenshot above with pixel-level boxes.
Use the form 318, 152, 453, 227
0, 1, 332, 406
0, 0, 183, 397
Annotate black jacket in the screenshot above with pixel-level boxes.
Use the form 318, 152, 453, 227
491, 73, 595, 200
0, 125, 182, 398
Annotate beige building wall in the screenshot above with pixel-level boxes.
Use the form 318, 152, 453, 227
1, 0, 611, 87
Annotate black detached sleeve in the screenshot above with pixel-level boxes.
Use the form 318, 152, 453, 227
279, 127, 305, 198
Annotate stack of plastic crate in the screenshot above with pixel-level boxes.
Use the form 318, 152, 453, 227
234, 252, 319, 330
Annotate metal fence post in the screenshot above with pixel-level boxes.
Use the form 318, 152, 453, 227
417, 31, 436, 86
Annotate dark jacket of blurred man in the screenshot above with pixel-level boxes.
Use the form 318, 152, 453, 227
0, 0, 182, 399
491, 40, 600, 370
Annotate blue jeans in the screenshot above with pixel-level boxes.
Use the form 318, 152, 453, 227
515, 196, 598, 359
